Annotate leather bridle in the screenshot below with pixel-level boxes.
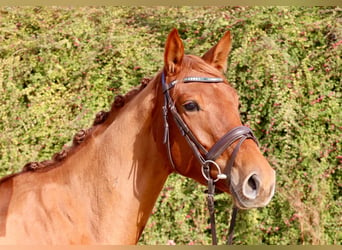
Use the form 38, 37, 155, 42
161, 71, 259, 245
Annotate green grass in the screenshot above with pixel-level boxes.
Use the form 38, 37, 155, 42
0, 6, 341, 245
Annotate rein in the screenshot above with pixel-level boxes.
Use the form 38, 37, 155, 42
161, 71, 258, 245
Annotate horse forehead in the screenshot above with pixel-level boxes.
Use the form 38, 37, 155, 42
177, 82, 238, 103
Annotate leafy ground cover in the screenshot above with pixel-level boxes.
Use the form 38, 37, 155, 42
0, 6, 341, 244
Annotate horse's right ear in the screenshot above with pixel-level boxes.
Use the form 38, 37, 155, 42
164, 28, 184, 76
202, 30, 232, 73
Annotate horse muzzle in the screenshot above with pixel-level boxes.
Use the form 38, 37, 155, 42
230, 167, 276, 209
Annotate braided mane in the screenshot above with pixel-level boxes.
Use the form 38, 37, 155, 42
22, 77, 151, 172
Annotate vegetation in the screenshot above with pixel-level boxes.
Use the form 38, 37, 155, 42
0, 6, 341, 245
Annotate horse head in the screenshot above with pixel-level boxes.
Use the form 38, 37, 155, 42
156, 29, 275, 209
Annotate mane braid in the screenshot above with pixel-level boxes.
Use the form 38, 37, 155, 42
21, 77, 151, 173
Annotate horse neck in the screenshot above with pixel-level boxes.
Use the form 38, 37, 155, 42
69, 77, 170, 243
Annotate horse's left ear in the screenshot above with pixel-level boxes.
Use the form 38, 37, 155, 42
202, 31, 232, 73
164, 28, 184, 76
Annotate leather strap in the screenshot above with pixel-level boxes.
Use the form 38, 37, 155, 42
206, 177, 218, 245
161, 71, 259, 245
227, 206, 239, 245
206, 126, 258, 161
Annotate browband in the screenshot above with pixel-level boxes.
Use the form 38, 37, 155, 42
162, 75, 224, 92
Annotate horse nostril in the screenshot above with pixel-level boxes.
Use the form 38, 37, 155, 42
248, 175, 258, 191
243, 174, 260, 199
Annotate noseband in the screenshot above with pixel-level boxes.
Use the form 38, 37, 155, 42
161, 71, 258, 245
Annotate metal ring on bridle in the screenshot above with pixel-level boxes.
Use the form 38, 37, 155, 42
201, 160, 227, 182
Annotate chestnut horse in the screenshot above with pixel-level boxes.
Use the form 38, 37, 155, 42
0, 29, 275, 244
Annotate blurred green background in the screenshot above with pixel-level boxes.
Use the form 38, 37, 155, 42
0, 6, 341, 244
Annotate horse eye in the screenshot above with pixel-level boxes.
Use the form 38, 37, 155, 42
183, 101, 200, 112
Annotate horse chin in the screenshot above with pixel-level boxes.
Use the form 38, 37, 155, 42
229, 185, 273, 210
230, 189, 257, 210
231, 197, 255, 210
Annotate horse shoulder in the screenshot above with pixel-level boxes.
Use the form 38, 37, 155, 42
0, 170, 96, 244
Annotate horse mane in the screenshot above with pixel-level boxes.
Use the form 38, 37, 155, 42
19, 77, 151, 173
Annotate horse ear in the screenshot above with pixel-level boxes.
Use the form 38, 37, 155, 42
164, 28, 184, 76
202, 31, 232, 73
